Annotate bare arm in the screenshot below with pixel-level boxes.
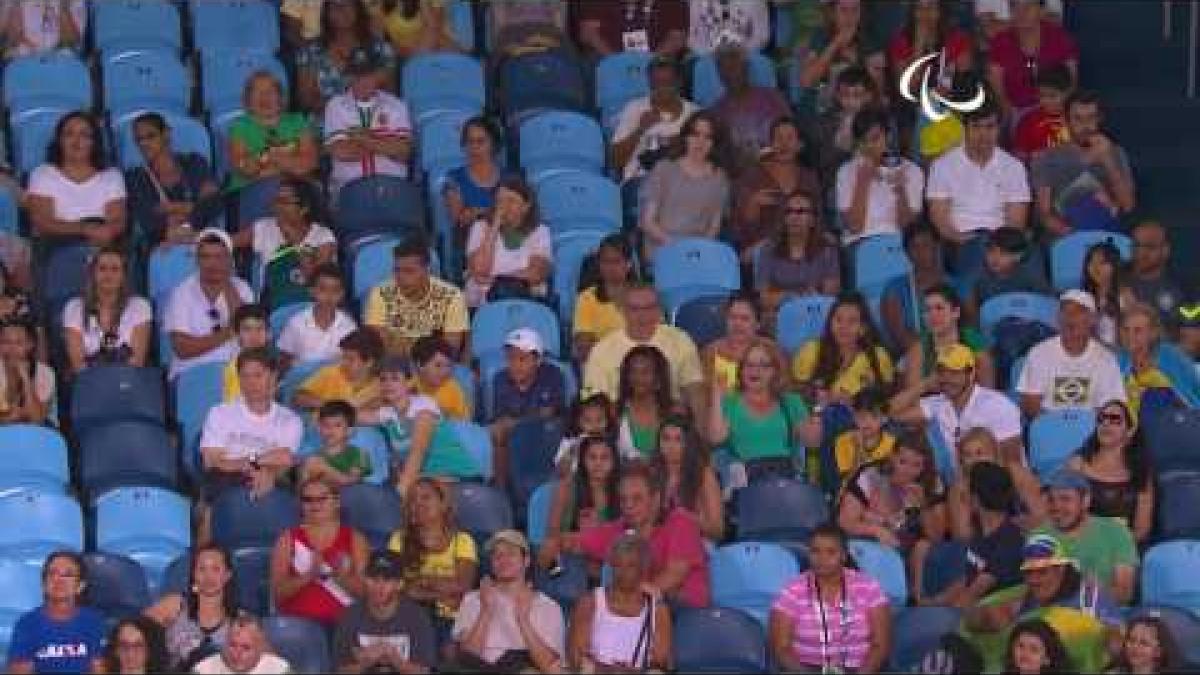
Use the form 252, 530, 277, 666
578, 20, 615, 56
466, 222, 499, 279
395, 412, 437, 495
63, 327, 86, 374
697, 468, 725, 541
1019, 393, 1043, 420
843, 164, 874, 235
928, 197, 967, 244
515, 591, 562, 673
128, 322, 151, 368
769, 610, 802, 671
566, 592, 595, 670
168, 326, 234, 360
1004, 201, 1030, 229
861, 604, 892, 672
270, 532, 317, 602
705, 382, 730, 446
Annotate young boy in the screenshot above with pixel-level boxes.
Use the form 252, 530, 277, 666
969, 227, 1051, 313
816, 66, 876, 187
1013, 64, 1073, 163
277, 264, 357, 372
834, 387, 897, 480
294, 327, 384, 418
222, 304, 271, 401
488, 328, 565, 490
301, 400, 372, 486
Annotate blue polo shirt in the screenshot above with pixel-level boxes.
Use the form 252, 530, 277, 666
491, 362, 565, 422
7, 606, 105, 673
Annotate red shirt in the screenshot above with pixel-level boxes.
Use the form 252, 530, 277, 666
989, 21, 1079, 109
572, 0, 687, 56
887, 28, 973, 75
1013, 106, 1069, 159
578, 507, 711, 608
277, 525, 356, 626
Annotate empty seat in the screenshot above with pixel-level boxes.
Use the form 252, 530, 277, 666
0, 490, 83, 569
536, 172, 622, 237
978, 291, 1060, 342
82, 552, 151, 621
448, 421, 495, 480
0, 425, 69, 492
595, 51, 652, 130
1028, 408, 1096, 479
711, 542, 800, 627
262, 616, 331, 674
231, 546, 274, 616
174, 361, 225, 475
847, 539, 907, 607
3, 53, 91, 120
93, 0, 183, 59
453, 482, 513, 549
95, 487, 191, 595
518, 111, 605, 186
652, 238, 740, 316
70, 366, 166, 434
673, 295, 728, 349
80, 421, 178, 495
775, 294, 835, 356
102, 50, 190, 122
212, 488, 299, 550
550, 230, 607, 321
339, 484, 403, 549
889, 606, 964, 671
673, 607, 767, 673
190, 0, 280, 56
691, 51, 778, 107
201, 50, 289, 119
336, 176, 425, 246
1142, 540, 1200, 614
37, 240, 92, 318
351, 236, 403, 302
527, 481, 558, 548
735, 478, 828, 543
1158, 472, 1200, 541
1145, 408, 1200, 475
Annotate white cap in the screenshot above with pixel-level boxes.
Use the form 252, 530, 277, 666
1060, 289, 1096, 313
504, 328, 544, 355
195, 227, 234, 253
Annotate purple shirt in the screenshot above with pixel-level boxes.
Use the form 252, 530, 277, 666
709, 87, 791, 169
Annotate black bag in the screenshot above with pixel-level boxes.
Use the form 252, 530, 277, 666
487, 275, 535, 302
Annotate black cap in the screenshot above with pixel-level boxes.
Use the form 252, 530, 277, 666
346, 47, 385, 77
987, 227, 1028, 255
365, 550, 403, 579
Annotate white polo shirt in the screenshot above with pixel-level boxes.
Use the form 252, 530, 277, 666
926, 145, 1030, 235
199, 398, 304, 461
323, 90, 412, 193
164, 274, 254, 379
276, 305, 357, 363
920, 384, 1023, 461
836, 155, 925, 244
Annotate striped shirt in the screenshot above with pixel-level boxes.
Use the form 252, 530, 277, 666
771, 569, 887, 670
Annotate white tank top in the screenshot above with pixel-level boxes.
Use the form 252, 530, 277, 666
589, 588, 652, 667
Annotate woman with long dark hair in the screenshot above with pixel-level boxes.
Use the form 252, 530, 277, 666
616, 345, 677, 460
902, 282, 995, 390
539, 434, 622, 571
1108, 615, 1186, 674
651, 416, 723, 540
297, 0, 396, 114
572, 234, 636, 362
126, 111, 220, 249
63, 245, 152, 374
755, 187, 841, 299
104, 615, 169, 674
702, 291, 781, 391
1083, 241, 1135, 347
0, 319, 53, 425
1066, 399, 1154, 542
145, 544, 241, 670
1006, 619, 1073, 674
793, 290, 895, 405
464, 175, 553, 307
443, 116, 504, 235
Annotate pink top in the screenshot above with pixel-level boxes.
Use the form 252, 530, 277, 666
577, 507, 710, 608
771, 568, 888, 670
988, 21, 1079, 109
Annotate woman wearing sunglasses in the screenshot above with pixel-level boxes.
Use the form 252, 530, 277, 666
1065, 400, 1154, 543
62, 245, 152, 375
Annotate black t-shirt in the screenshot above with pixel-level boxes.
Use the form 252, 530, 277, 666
333, 598, 437, 673
965, 519, 1024, 592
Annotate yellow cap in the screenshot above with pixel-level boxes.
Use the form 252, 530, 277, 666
936, 343, 976, 371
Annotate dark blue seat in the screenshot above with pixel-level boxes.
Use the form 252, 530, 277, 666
231, 546, 273, 616
83, 552, 152, 621
93, 0, 183, 60
1146, 409, 1200, 475
889, 606, 964, 671
735, 478, 828, 544
453, 483, 514, 550
508, 417, 565, 518
339, 484, 403, 549
161, 553, 191, 595
39, 242, 93, 318
672, 294, 729, 350
70, 366, 167, 434
335, 176, 426, 247
80, 421, 178, 496
236, 176, 282, 230
673, 607, 767, 673
532, 554, 589, 611
263, 616, 331, 674
212, 487, 299, 550
1157, 472, 1200, 541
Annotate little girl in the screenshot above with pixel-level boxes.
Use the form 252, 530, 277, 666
553, 393, 616, 477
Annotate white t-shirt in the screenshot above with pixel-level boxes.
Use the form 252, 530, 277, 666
276, 306, 357, 363
164, 274, 255, 379
378, 395, 441, 425
464, 222, 553, 307
192, 652, 291, 675
27, 165, 126, 222
836, 155, 925, 244
688, 0, 770, 54
5, 0, 86, 57
198, 398, 304, 461
611, 96, 699, 181
1016, 336, 1127, 412
451, 589, 565, 665
926, 146, 1030, 234
62, 296, 153, 358
250, 217, 336, 280
920, 384, 1023, 460
323, 90, 412, 193
975, 0, 1064, 20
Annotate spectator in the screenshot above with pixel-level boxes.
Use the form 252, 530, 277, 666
768, 524, 892, 673
294, 327, 385, 418
27, 111, 127, 250
903, 284, 996, 390
891, 343, 1023, 464
795, 0, 885, 114
449, 530, 566, 673
1032, 91, 1135, 237
1108, 615, 1185, 674
926, 101, 1030, 246
986, 0, 1078, 118
926, 461, 1026, 608
1084, 241, 1135, 347
688, 0, 769, 54
0, 240, 33, 307
887, 0, 973, 93
552, 394, 616, 477
125, 112, 220, 249
1036, 469, 1138, 606
708, 337, 822, 483
566, 533, 674, 672
3, 0, 83, 57
410, 335, 472, 421
572, 234, 636, 363
1065, 400, 1154, 543
487, 0, 570, 61
834, 387, 896, 479
538, 435, 623, 571
297, 0, 396, 116
732, 117, 822, 255
701, 292, 778, 391
271, 477, 369, 628
652, 415, 724, 540
332, 550, 438, 674
946, 427, 1045, 537
165, 229, 253, 380
836, 107, 923, 245
363, 236, 468, 359
708, 44, 792, 171
363, 357, 478, 496
464, 176, 553, 308
610, 57, 698, 184
1127, 219, 1185, 330
6, 551, 104, 674
814, 66, 876, 189
975, 0, 1065, 42
487, 328, 566, 489
370, 0, 464, 57
221, 304, 271, 402
1005, 619, 1073, 675
443, 117, 504, 239
300, 401, 372, 486
228, 70, 319, 190
191, 613, 290, 675
792, 291, 895, 404
565, 464, 711, 609
754, 187, 841, 302
1012, 64, 1073, 163
638, 110, 731, 258
199, 348, 303, 503
615, 345, 677, 460
276, 264, 357, 371
966, 226, 1050, 312
1118, 302, 1200, 417
62, 245, 152, 374
230, 176, 336, 311
281, 0, 325, 47
385, 478, 478, 644
837, 431, 947, 593
1017, 290, 1127, 417
144, 545, 240, 671
0, 319, 53, 425
102, 616, 168, 675
880, 222, 950, 348
322, 46, 411, 198
582, 284, 706, 421
574, 0, 687, 59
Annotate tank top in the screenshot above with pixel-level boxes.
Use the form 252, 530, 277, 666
165, 603, 231, 670
276, 525, 356, 626
589, 588, 653, 668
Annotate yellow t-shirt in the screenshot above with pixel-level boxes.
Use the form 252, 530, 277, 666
791, 341, 895, 397
582, 325, 704, 402
386, 529, 477, 618
363, 279, 469, 355
222, 358, 240, 402
572, 287, 625, 341
298, 364, 381, 408
834, 430, 897, 478
416, 377, 471, 421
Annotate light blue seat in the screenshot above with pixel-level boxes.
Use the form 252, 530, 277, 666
853, 234, 913, 335
527, 481, 558, 548
351, 237, 401, 301
269, 302, 309, 340
691, 50, 777, 107
200, 50, 288, 119
452, 482, 513, 547
93, 0, 183, 60
190, 0, 280, 57
711, 542, 800, 627
673, 607, 768, 673
448, 421, 495, 480
3, 53, 91, 120
518, 111, 605, 186
115, 113, 212, 170
0, 490, 84, 569
652, 238, 740, 316
0, 425, 69, 493
351, 426, 391, 486
1142, 540, 1200, 615
847, 539, 907, 607
0, 556, 42, 658
279, 358, 335, 405
536, 171, 621, 237
263, 616, 331, 674
1028, 408, 1096, 479
418, 110, 471, 180
148, 245, 198, 309
551, 230, 608, 322
338, 484, 402, 549
80, 421, 177, 496
401, 53, 485, 125
102, 50, 190, 122
446, 0, 475, 51
470, 299, 563, 363
13, 109, 70, 176
95, 487, 191, 596
978, 291, 1060, 342
0, 189, 17, 234
595, 51, 652, 131
775, 294, 835, 356
1050, 231, 1132, 291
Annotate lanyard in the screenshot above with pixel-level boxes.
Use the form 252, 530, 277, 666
811, 573, 849, 673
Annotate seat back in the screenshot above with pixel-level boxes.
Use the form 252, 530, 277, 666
673, 294, 729, 349
551, 230, 608, 321
691, 51, 777, 107
401, 53, 485, 124
889, 606, 964, 671
536, 171, 621, 237
448, 421, 495, 480
978, 292, 1060, 341
3, 53, 91, 118
200, 50, 289, 118
148, 245, 198, 309
82, 552, 152, 620
652, 238, 741, 315
237, 176, 282, 229
0, 189, 18, 234
527, 481, 558, 548
81, 421, 177, 495
339, 484, 403, 549
499, 50, 588, 122
672, 607, 768, 673
0, 490, 84, 566
452, 482, 513, 548
848, 539, 907, 607
1157, 472, 1200, 541
508, 418, 565, 513
469, 299, 562, 362
263, 616, 331, 674
711, 542, 800, 627
230, 546, 273, 616
417, 110, 472, 180
518, 111, 605, 185
0, 425, 69, 492
39, 242, 94, 318
190, 0, 280, 56
174, 361, 224, 475
13, 109, 71, 176
212, 487, 299, 550
595, 51, 652, 130
350, 426, 392, 486
1142, 540, 1200, 613
116, 113, 212, 170
336, 176, 425, 246
775, 294, 835, 356
103, 50, 190, 121
1050, 231, 1132, 291
350, 236, 402, 302
95, 487, 191, 595
70, 366, 166, 433
1028, 408, 1096, 479
94, 0, 183, 58
735, 478, 828, 542
1145, 408, 1200, 475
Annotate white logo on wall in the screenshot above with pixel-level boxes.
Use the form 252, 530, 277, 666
898, 51, 986, 122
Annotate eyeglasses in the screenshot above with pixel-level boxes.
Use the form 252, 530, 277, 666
1098, 412, 1126, 426
743, 359, 775, 369
785, 207, 814, 216
301, 493, 333, 504
688, 130, 713, 140
117, 640, 146, 651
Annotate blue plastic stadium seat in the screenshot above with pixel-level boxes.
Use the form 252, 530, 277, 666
263, 616, 331, 674
174, 362, 224, 476
1028, 408, 1096, 479
518, 111, 605, 187
978, 291, 1060, 342
237, 176, 282, 229
469, 299, 563, 363
1157, 472, 1200, 541
95, 487, 191, 595
93, 0, 183, 60
0, 189, 18, 234
190, 0, 280, 56
673, 607, 768, 673
0, 490, 84, 569
527, 481, 558, 548
0, 425, 69, 492
498, 51, 588, 125
82, 552, 152, 621
691, 51, 777, 107
148, 245, 198, 309
12, 109, 70, 176
1050, 231, 1132, 291
889, 606, 964, 671
102, 50, 190, 122
735, 478, 828, 543
279, 358, 336, 405
80, 421, 178, 495
852, 234, 913, 337
231, 546, 273, 616
775, 295, 835, 356
1142, 540, 1200, 614
201, 50, 289, 120
447, 421, 494, 480
212, 487, 299, 550
401, 53, 485, 125
161, 553, 191, 596
336, 176, 425, 246
595, 51, 652, 131
0, 557, 43, 658
115, 113, 212, 170
339, 484, 403, 549
673, 294, 728, 349
536, 172, 622, 237
551, 230, 607, 321
532, 553, 589, 610
452, 482, 513, 548
417, 111, 471, 180
2, 53, 91, 121
38, 241, 93, 317
711, 542, 800, 627
847, 539, 907, 607
1145, 408, 1200, 475
351, 426, 392, 485
70, 366, 166, 433
652, 238, 741, 317
508, 418, 565, 514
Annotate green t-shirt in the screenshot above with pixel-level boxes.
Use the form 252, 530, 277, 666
228, 112, 312, 188
265, 245, 313, 311
721, 391, 810, 462
323, 444, 371, 477
1034, 517, 1138, 592
379, 400, 479, 479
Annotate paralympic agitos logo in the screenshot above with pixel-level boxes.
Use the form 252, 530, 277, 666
898, 51, 986, 122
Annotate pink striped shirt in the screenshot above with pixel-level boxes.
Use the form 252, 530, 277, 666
771, 569, 887, 670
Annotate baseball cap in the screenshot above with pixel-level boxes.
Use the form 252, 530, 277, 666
365, 550, 403, 579
504, 328, 544, 356
1021, 533, 1073, 571
1060, 289, 1097, 313
1043, 468, 1090, 492
346, 47, 384, 76
486, 529, 530, 555
986, 227, 1028, 255
196, 227, 234, 253
936, 343, 976, 371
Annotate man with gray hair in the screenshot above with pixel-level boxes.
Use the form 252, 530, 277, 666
192, 613, 291, 674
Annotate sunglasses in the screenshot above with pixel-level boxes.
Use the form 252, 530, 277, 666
1098, 412, 1126, 426
301, 493, 334, 504
785, 207, 814, 216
